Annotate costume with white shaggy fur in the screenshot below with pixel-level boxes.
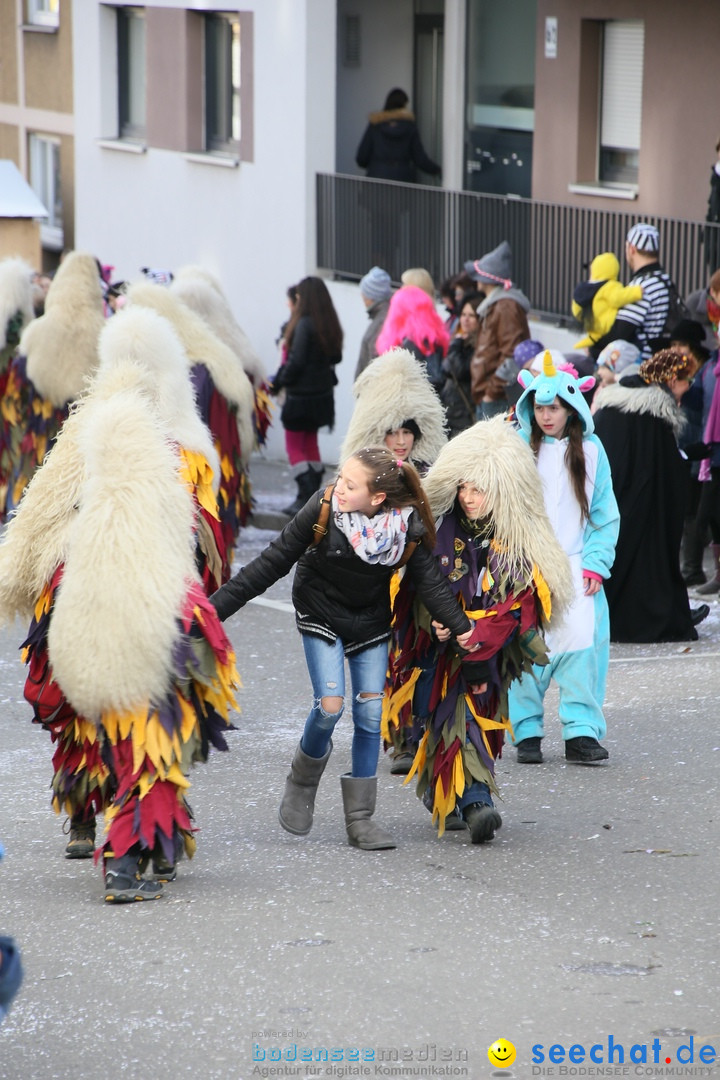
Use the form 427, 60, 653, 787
339, 347, 447, 472
386, 415, 572, 834
0, 252, 104, 520
1, 307, 239, 870
171, 265, 272, 445
127, 282, 257, 577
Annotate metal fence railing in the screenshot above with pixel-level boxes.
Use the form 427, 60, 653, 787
317, 173, 720, 323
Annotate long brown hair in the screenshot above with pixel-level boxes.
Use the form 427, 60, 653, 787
528, 395, 590, 524
283, 276, 343, 358
349, 447, 436, 547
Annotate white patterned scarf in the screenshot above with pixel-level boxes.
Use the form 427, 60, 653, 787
332, 495, 413, 565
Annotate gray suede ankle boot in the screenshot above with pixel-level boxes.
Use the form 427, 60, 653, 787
340, 774, 396, 850
278, 742, 332, 836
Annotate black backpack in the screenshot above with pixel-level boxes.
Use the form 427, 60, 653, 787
636, 266, 691, 336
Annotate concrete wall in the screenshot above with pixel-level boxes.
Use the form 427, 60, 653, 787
0, 218, 41, 265
24, 8, 74, 114
533, 0, 720, 221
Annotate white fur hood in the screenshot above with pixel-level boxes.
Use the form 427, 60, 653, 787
340, 348, 447, 466
593, 379, 685, 436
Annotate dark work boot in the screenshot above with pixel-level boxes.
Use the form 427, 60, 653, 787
463, 802, 502, 844
104, 845, 163, 903
64, 812, 96, 859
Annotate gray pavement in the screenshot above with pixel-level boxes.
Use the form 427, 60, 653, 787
1, 454, 719, 1079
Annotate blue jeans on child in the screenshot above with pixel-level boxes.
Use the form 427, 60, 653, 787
300, 635, 389, 778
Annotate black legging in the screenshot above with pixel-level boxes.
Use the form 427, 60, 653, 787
696, 466, 720, 543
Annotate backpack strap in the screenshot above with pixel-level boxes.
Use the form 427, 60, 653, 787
311, 484, 335, 545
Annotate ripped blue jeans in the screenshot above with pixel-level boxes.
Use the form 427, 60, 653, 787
300, 635, 389, 777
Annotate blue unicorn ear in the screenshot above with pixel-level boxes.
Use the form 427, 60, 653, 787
517, 370, 534, 389
579, 376, 596, 393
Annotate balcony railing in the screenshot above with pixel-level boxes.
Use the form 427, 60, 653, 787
317, 173, 720, 323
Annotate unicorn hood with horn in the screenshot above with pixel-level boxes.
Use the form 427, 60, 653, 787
515, 350, 596, 436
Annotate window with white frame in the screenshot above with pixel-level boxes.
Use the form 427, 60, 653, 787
29, 133, 63, 250
599, 20, 644, 185
117, 7, 146, 140
204, 13, 241, 153
27, 0, 59, 28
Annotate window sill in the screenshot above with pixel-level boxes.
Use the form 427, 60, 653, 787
22, 23, 59, 33
97, 139, 147, 155
568, 182, 638, 201
184, 152, 239, 169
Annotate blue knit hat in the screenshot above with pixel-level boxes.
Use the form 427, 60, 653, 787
359, 266, 392, 301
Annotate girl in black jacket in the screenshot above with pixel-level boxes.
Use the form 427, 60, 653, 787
272, 277, 343, 515
211, 447, 472, 851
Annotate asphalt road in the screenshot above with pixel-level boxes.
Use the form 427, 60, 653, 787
0, 460, 718, 1080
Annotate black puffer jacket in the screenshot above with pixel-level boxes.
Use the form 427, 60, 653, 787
356, 108, 440, 183
440, 336, 475, 437
211, 489, 471, 648
273, 315, 341, 432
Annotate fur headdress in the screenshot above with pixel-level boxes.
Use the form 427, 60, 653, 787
18, 252, 104, 405
516, 350, 595, 437
126, 282, 255, 464
0, 257, 34, 348
340, 348, 447, 467
421, 415, 573, 616
91, 305, 220, 484
171, 265, 266, 386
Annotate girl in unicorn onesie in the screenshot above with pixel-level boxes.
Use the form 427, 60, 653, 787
508, 352, 620, 765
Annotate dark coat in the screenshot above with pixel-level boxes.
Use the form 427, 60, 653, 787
356, 108, 440, 183
439, 336, 475, 437
210, 488, 472, 648
593, 378, 695, 642
273, 315, 340, 432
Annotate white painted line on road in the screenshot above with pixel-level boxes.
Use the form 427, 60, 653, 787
248, 597, 295, 614
609, 652, 720, 664
246, 600, 720, 657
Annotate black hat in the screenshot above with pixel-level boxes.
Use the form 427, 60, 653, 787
649, 318, 710, 362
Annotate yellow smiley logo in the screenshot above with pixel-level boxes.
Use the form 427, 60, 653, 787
488, 1039, 517, 1069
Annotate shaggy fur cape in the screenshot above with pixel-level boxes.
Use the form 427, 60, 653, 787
421, 414, 573, 618
592, 379, 685, 437
0, 257, 34, 348
18, 251, 104, 405
0, 308, 218, 720
340, 347, 447, 466
171, 265, 266, 386
127, 282, 256, 464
